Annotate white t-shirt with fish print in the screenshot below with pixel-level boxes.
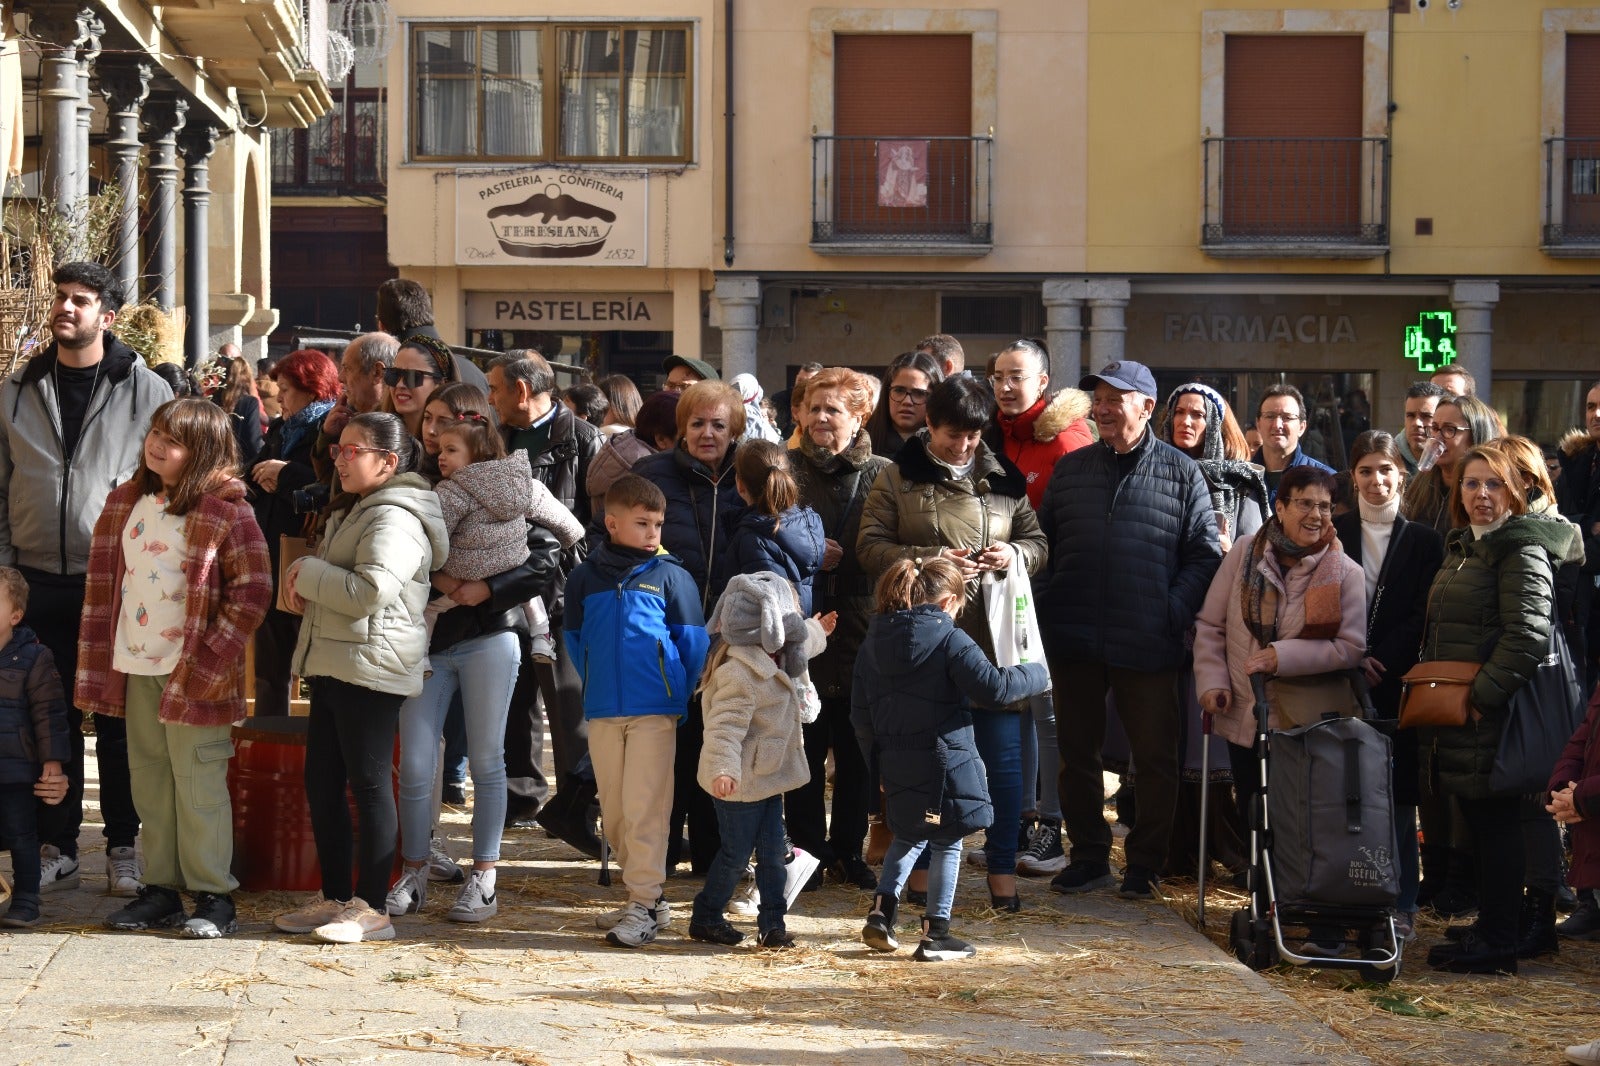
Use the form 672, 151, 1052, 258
112, 492, 190, 676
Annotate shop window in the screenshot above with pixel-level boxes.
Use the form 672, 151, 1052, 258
939, 295, 1041, 336
410, 23, 691, 163
1491, 378, 1588, 444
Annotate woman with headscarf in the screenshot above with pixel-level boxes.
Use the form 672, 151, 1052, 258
731, 373, 782, 445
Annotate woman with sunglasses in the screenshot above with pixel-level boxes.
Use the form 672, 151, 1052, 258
248, 348, 341, 717
864, 352, 944, 459
1402, 394, 1501, 538
274, 412, 448, 944
385, 337, 455, 441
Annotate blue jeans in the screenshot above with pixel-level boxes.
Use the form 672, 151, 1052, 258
399, 630, 518, 863
878, 831, 964, 921
1019, 692, 1062, 821
693, 795, 789, 936
971, 708, 1022, 876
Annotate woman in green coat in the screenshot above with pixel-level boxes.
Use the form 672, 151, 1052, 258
1420, 444, 1577, 976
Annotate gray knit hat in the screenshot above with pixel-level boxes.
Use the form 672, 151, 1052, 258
709, 572, 809, 678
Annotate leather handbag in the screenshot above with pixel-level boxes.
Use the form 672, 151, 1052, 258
1489, 625, 1586, 794
1398, 660, 1481, 728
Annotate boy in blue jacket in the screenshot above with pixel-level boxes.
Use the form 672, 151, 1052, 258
565, 475, 709, 949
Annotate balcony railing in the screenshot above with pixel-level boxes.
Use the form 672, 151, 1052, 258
811, 135, 992, 254
271, 89, 386, 196
1202, 136, 1388, 258
1543, 138, 1600, 254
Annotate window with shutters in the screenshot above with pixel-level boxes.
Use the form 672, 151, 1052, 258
408, 23, 692, 164
811, 33, 993, 251
1544, 34, 1600, 247
1202, 34, 1388, 256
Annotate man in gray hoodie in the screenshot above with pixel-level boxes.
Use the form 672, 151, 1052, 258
0, 262, 172, 898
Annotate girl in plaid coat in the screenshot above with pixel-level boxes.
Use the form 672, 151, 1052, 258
76, 398, 272, 939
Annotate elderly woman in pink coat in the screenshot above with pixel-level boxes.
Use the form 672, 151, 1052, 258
1193, 464, 1367, 834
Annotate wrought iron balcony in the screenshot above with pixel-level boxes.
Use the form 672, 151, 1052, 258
271, 90, 386, 197
1542, 138, 1600, 255
811, 135, 992, 255
1202, 136, 1388, 258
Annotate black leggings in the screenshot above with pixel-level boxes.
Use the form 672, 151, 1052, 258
304, 677, 402, 908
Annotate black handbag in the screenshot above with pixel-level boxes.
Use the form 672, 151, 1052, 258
1489, 623, 1585, 794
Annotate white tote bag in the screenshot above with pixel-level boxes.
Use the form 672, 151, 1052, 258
983, 556, 1049, 680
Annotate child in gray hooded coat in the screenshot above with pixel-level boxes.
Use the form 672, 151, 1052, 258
689, 572, 835, 949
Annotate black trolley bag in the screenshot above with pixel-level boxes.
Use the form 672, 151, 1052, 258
1229, 672, 1404, 982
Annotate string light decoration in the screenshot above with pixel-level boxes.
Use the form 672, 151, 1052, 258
339, 0, 397, 64
326, 30, 355, 82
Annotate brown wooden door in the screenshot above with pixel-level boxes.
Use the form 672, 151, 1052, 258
832, 34, 971, 237
1223, 35, 1364, 237
1565, 35, 1600, 235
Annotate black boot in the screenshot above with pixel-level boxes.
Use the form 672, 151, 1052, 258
1516, 891, 1559, 958
1558, 889, 1600, 940
1428, 849, 1479, 917
0, 891, 41, 927
861, 892, 899, 952
104, 884, 186, 931
1427, 929, 1517, 975
913, 914, 976, 962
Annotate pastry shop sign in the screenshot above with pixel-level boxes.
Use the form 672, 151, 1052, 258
466, 292, 672, 331
456, 168, 648, 266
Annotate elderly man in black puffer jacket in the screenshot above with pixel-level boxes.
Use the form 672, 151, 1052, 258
1035, 360, 1222, 902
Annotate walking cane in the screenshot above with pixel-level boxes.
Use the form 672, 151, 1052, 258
1197, 710, 1212, 927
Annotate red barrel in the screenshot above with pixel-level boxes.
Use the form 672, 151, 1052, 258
227, 716, 401, 893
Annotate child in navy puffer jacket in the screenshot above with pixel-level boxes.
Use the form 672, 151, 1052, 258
727, 440, 826, 615
851, 557, 1048, 963
0, 567, 71, 928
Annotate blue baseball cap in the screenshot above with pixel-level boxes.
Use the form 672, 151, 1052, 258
1080, 360, 1158, 398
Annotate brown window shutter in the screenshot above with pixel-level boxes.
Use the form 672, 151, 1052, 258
1225, 36, 1362, 137
834, 35, 971, 135
1567, 35, 1600, 137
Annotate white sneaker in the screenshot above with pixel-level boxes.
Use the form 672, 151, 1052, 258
274, 896, 348, 934
727, 868, 759, 918
529, 631, 556, 665
446, 869, 499, 923
784, 847, 821, 911
1566, 1039, 1600, 1066
106, 846, 143, 897
598, 898, 672, 930
385, 866, 429, 916
426, 835, 465, 883
39, 846, 80, 893
313, 901, 395, 944
604, 900, 657, 948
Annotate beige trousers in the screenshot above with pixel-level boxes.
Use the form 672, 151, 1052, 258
588, 715, 676, 907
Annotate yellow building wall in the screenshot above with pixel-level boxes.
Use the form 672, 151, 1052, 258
1086, 0, 1600, 278
728, 1, 1089, 275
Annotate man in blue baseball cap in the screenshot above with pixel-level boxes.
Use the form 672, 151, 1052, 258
1034, 359, 1223, 902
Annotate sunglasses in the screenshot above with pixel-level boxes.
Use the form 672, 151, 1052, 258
383, 367, 443, 388
329, 444, 393, 462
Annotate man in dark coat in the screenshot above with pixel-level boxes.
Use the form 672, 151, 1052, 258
374, 277, 490, 394
486, 352, 602, 848
1558, 379, 1600, 692
1035, 360, 1222, 902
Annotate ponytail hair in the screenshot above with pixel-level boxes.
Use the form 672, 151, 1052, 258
438, 412, 506, 464
874, 556, 965, 616
734, 439, 799, 518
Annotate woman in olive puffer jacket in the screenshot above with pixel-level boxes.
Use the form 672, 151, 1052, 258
1418, 444, 1582, 977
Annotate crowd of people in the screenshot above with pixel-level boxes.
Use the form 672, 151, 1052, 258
2, 265, 1599, 1012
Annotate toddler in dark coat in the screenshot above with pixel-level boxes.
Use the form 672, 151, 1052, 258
851, 557, 1049, 961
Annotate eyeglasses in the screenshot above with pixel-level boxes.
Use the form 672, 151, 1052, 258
1461, 477, 1507, 495
383, 367, 443, 389
890, 385, 929, 403
1258, 412, 1304, 425
1284, 498, 1333, 515
328, 444, 393, 462
1431, 422, 1468, 440
987, 373, 1038, 390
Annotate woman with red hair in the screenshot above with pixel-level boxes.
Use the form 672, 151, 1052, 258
249, 349, 341, 716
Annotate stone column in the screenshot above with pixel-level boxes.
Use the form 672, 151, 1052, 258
74, 15, 103, 201
97, 60, 152, 304
141, 95, 188, 310
1086, 278, 1133, 371
180, 122, 220, 369
29, 6, 94, 258
713, 276, 761, 381
1041, 278, 1089, 385
1449, 280, 1499, 391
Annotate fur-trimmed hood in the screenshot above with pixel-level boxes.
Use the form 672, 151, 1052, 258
1027, 387, 1092, 443
1560, 427, 1597, 459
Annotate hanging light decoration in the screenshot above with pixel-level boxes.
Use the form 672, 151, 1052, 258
326, 29, 356, 82
340, 0, 397, 65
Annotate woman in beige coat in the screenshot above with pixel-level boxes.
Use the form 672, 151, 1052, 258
1193, 464, 1366, 836
856, 377, 1047, 909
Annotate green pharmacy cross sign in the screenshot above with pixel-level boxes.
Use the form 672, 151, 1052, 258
1404, 311, 1457, 373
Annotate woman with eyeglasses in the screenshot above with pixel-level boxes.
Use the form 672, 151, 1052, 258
1416, 444, 1575, 975
864, 352, 944, 459
248, 348, 342, 717
1194, 465, 1366, 904
1401, 394, 1501, 538
273, 412, 448, 945
385, 337, 455, 441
